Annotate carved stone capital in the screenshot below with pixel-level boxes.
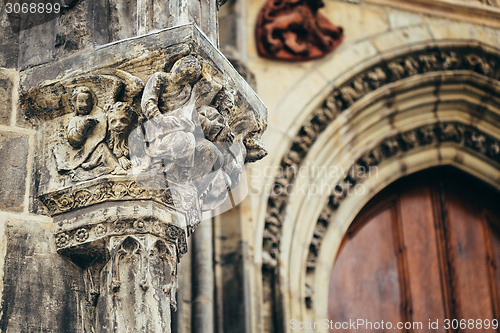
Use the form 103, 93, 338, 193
20, 24, 267, 333
53, 201, 188, 263
22, 24, 267, 225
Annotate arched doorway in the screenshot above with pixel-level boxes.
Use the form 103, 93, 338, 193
328, 167, 500, 332
257, 40, 500, 332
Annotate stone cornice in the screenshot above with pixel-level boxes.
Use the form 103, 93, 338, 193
366, 0, 500, 29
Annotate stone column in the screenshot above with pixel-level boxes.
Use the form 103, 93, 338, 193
20, 7, 267, 332
192, 220, 215, 333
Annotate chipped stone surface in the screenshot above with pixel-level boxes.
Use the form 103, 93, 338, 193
0, 2, 19, 69
21, 25, 267, 217
6, 1, 500, 333
0, 218, 84, 333
14, 6, 267, 332
0, 71, 13, 125
16, 0, 219, 71
0, 133, 28, 212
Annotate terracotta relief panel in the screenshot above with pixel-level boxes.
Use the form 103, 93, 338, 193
255, 0, 344, 61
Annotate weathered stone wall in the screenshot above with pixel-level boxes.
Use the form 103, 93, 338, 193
0, 65, 85, 332
0, 1, 229, 332
0, 218, 84, 333
15, 0, 218, 71
1, 0, 267, 331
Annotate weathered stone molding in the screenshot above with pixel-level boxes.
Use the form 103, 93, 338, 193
262, 44, 500, 271
54, 216, 188, 256
366, 0, 500, 29
259, 42, 500, 332
39, 178, 178, 215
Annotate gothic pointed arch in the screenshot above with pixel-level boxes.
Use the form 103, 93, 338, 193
261, 40, 500, 332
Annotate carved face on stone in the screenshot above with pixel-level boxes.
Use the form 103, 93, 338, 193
71, 87, 95, 116
108, 102, 133, 135
75, 93, 92, 115
171, 55, 202, 84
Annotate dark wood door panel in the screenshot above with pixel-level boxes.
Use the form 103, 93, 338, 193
486, 213, 500, 324
399, 183, 446, 330
445, 188, 495, 328
328, 168, 500, 333
329, 206, 403, 332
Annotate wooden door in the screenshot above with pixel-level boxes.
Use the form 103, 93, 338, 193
328, 168, 500, 332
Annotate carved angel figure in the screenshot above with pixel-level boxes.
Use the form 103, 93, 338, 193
53, 87, 126, 180
139, 55, 206, 177
131, 54, 243, 215
142, 55, 202, 119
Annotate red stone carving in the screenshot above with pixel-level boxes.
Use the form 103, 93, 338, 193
255, 0, 344, 61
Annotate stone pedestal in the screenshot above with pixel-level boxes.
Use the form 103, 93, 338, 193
21, 23, 266, 333
52, 201, 187, 332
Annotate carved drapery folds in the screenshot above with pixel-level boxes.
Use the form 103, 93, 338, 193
22, 25, 267, 333
255, 0, 344, 61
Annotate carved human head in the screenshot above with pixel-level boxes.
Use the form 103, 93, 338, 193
71, 86, 95, 115
108, 102, 134, 135
170, 55, 202, 84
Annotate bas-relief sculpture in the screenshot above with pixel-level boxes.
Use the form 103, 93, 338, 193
23, 41, 267, 333
44, 50, 258, 220
132, 54, 243, 214
53, 87, 130, 180
255, 0, 344, 61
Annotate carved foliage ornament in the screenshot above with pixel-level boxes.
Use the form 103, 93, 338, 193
255, 0, 344, 61
38, 178, 200, 216
263, 46, 500, 271
55, 216, 188, 258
